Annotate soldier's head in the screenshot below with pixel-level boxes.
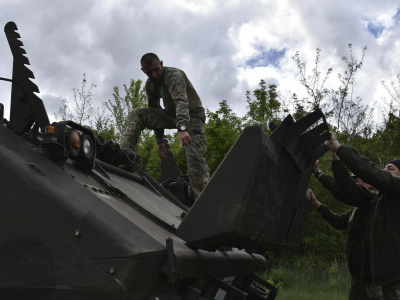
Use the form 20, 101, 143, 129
141, 53, 163, 82
384, 159, 400, 177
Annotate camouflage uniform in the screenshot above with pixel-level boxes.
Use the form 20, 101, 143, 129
121, 67, 210, 198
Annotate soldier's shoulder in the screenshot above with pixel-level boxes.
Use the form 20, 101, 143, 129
164, 67, 185, 80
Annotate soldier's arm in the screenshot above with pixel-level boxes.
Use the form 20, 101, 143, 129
332, 159, 374, 208
317, 204, 350, 230
165, 71, 190, 130
313, 159, 356, 206
309, 189, 348, 230
317, 173, 357, 206
337, 145, 400, 196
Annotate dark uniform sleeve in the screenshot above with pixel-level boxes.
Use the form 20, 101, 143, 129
165, 71, 190, 129
318, 173, 354, 206
331, 159, 375, 208
337, 145, 400, 198
145, 81, 164, 144
317, 204, 351, 230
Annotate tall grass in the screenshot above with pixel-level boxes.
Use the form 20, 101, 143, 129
261, 259, 350, 299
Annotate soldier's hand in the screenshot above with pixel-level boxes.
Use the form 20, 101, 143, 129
308, 189, 321, 208
157, 143, 167, 158
178, 131, 191, 148
313, 160, 320, 174
330, 132, 338, 141
331, 150, 340, 161
328, 132, 341, 153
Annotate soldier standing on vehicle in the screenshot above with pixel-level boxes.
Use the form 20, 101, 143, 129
121, 53, 210, 199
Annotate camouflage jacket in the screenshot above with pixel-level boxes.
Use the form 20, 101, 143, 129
336, 145, 400, 285
145, 67, 205, 141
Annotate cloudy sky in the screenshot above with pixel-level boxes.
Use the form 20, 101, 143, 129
1, 0, 399, 124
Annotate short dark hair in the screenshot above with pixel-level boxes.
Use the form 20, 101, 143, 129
140, 53, 160, 65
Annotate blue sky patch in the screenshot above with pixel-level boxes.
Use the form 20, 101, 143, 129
245, 48, 286, 68
363, 16, 385, 38
393, 8, 400, 25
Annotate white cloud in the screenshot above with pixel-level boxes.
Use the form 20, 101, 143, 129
0, 0, 399, 126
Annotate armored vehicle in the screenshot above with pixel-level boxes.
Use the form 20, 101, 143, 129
0, 21, 330, 299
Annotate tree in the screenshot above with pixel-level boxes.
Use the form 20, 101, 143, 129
205, 100, 243, 175
55, 73, 114, 140
105, 79, 147, 144
91, 103, 116, 141
293, 45, 373, 146
56, 73, 97, 125
381, 73, 400, 116
244, 81, 284, 133
292, 47, 332, 111
329, 44, 367, 133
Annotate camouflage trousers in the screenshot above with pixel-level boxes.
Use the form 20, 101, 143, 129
365, 280, 400, 300
121, 108, 210, 198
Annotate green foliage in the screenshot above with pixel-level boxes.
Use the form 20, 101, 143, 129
381, 73, 400, 111
370, 112, 400, 166
244, 80, 282, 132
205, 100, 243, 175
56, 73, 97, 124
106, 79, 147, 143
331, 44, 367, 131
293, 44, 370, 135
266, 267, 290, 289
135, 130, 161, 180
292, 47, 332, 111
261, 261, 350, 300
168, 133, 189, 175
291, 93, 310, 121
55, 73, 116, 140
375, 77, 400, 165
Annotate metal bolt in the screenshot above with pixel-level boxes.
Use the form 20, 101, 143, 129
75, 229, 82, 238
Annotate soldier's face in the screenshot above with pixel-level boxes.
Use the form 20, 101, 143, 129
384, 163, 400, 177
141, 60, 163, 82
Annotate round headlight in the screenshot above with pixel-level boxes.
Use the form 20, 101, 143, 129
83, 139, 92, 155
80, 134, 94, 158
66, 130, 81, 157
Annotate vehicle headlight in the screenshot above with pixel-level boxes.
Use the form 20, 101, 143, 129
80, 134, 94, 159
66, 129, 81, 157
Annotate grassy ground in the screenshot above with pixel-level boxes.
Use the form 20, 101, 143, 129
261, 260, 350, 299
